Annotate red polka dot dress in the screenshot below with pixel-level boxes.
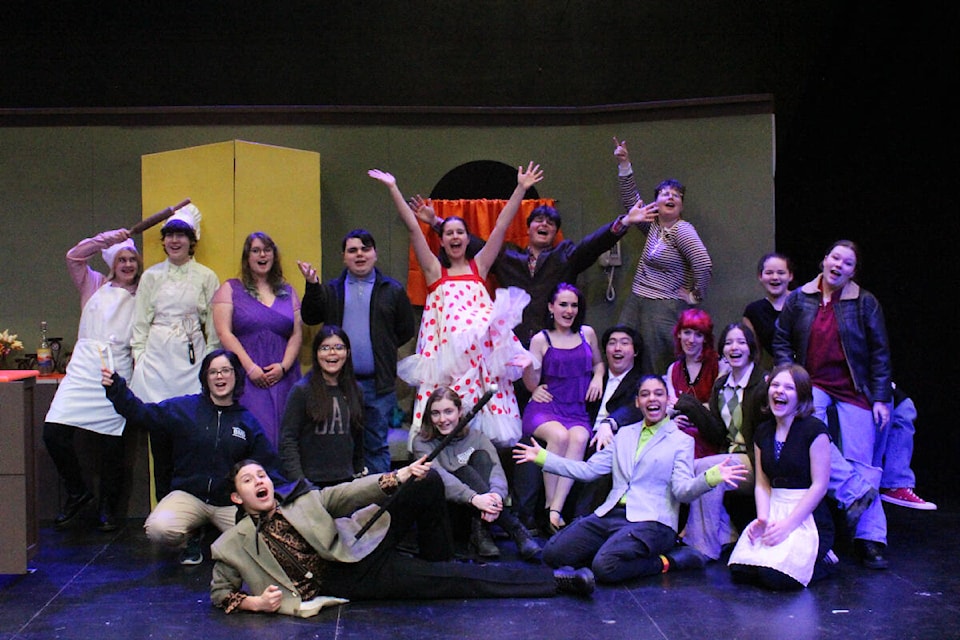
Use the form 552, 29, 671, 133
398, 260, 529, 447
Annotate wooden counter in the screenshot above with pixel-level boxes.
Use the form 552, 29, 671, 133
0, 373, 39, 573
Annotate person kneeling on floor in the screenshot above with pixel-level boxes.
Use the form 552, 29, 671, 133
210, 458, 594, 617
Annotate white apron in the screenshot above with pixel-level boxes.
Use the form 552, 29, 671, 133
129, 271, 206, 402
727, 488, 819, 586
45, 284, 136, 436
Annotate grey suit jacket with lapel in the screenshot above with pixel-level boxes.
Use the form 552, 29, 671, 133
542, 419, 711, 532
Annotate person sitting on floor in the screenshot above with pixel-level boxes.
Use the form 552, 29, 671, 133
210, 459, 595, 618
411, 386, 541, 560
513, 374, 748, 584
572, 324, 644, 518
728, 364, 837, 590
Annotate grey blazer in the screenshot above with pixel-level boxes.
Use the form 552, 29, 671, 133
542, 419, 711, 532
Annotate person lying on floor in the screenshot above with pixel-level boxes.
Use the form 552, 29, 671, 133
513, 374, 748, 584
210, 459, 595, 618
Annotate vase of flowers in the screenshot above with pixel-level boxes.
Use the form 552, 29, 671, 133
0, 329, 24, 369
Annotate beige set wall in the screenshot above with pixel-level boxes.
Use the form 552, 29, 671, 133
0, 114, 774, 368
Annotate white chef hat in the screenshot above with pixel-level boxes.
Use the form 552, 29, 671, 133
101, 238, 138, 270
161, 203, 202, 240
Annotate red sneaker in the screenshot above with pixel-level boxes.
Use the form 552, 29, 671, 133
880, 487, 937, 511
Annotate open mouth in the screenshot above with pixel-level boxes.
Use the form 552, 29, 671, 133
771, 395, 789, 409
255, 487, 268, 499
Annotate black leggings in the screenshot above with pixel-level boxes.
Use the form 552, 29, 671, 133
43, 421, 125, 508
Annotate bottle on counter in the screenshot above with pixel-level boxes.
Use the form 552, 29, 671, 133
37, 320, 54, 375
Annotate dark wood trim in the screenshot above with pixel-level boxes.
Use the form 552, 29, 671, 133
0, 95, 773, 128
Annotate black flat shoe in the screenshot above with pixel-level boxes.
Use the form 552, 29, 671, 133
54, 491, 94, 530
97, 508, 119, 532
554, 566, 595, 596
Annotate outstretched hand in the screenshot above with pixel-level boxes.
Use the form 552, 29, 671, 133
512, 437, 543, 465
625, 201, 657, 225
613, 137, 631, 164
367, 169, 397, 187
409, 195, 438, 226
716, 456, 749, 488
517, 162, 544, 190
297, 260, 319, 284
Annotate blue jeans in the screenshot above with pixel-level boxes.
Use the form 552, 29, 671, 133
813, 387, 886, 544
542, 507, 676, 583
878, 396, 917, 489
358, 378, 394, 474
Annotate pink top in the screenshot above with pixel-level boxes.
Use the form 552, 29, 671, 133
66, 230, 135, 308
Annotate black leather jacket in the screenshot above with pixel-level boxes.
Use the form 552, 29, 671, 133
772, 276, 892, 404
301, 268, 415, 396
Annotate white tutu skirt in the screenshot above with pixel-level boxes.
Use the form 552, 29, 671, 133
400, 284, 529, 448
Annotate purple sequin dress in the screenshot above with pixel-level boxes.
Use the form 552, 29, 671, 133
228, 279, 302, 444
521, 330, 593, 438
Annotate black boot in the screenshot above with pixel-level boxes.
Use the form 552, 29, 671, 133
54, 491, 94, 530
665, 545, 708, 571
469, 517, 500, 558
97, 500, 119, 532
554, 566, 595, 596
500, 512, 541, 561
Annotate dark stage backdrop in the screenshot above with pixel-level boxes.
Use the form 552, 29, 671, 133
1, 1, 956, 500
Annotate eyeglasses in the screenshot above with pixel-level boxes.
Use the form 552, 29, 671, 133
249, 247, 274, 255
318, 344, 347, 352
208, 367, 235, 377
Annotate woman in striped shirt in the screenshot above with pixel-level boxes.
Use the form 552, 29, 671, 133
613, 138, 712, 376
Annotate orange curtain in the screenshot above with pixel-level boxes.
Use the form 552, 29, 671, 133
406, 198, 558, 305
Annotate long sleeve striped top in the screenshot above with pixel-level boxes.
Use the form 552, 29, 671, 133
618, 168, 712, 302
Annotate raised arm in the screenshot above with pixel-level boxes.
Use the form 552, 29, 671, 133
473, 162, 543, 276
66, 228, 129, 307
368, 169, 441, 284
613, 137, 644, 214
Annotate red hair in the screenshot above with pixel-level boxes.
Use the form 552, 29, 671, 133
672, 308, 718, 361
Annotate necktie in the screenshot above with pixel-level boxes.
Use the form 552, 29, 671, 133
721, 384, 743, 446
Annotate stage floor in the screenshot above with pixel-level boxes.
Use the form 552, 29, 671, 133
1, 500, 957, 640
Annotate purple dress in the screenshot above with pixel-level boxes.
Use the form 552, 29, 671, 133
228, 278, 302, 444
521, 330, 593, 438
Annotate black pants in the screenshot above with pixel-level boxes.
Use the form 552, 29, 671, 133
43, 421, 125, 509
321, 471, 555, 600
150, 431, 174, 502
452, 450, 527, 533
